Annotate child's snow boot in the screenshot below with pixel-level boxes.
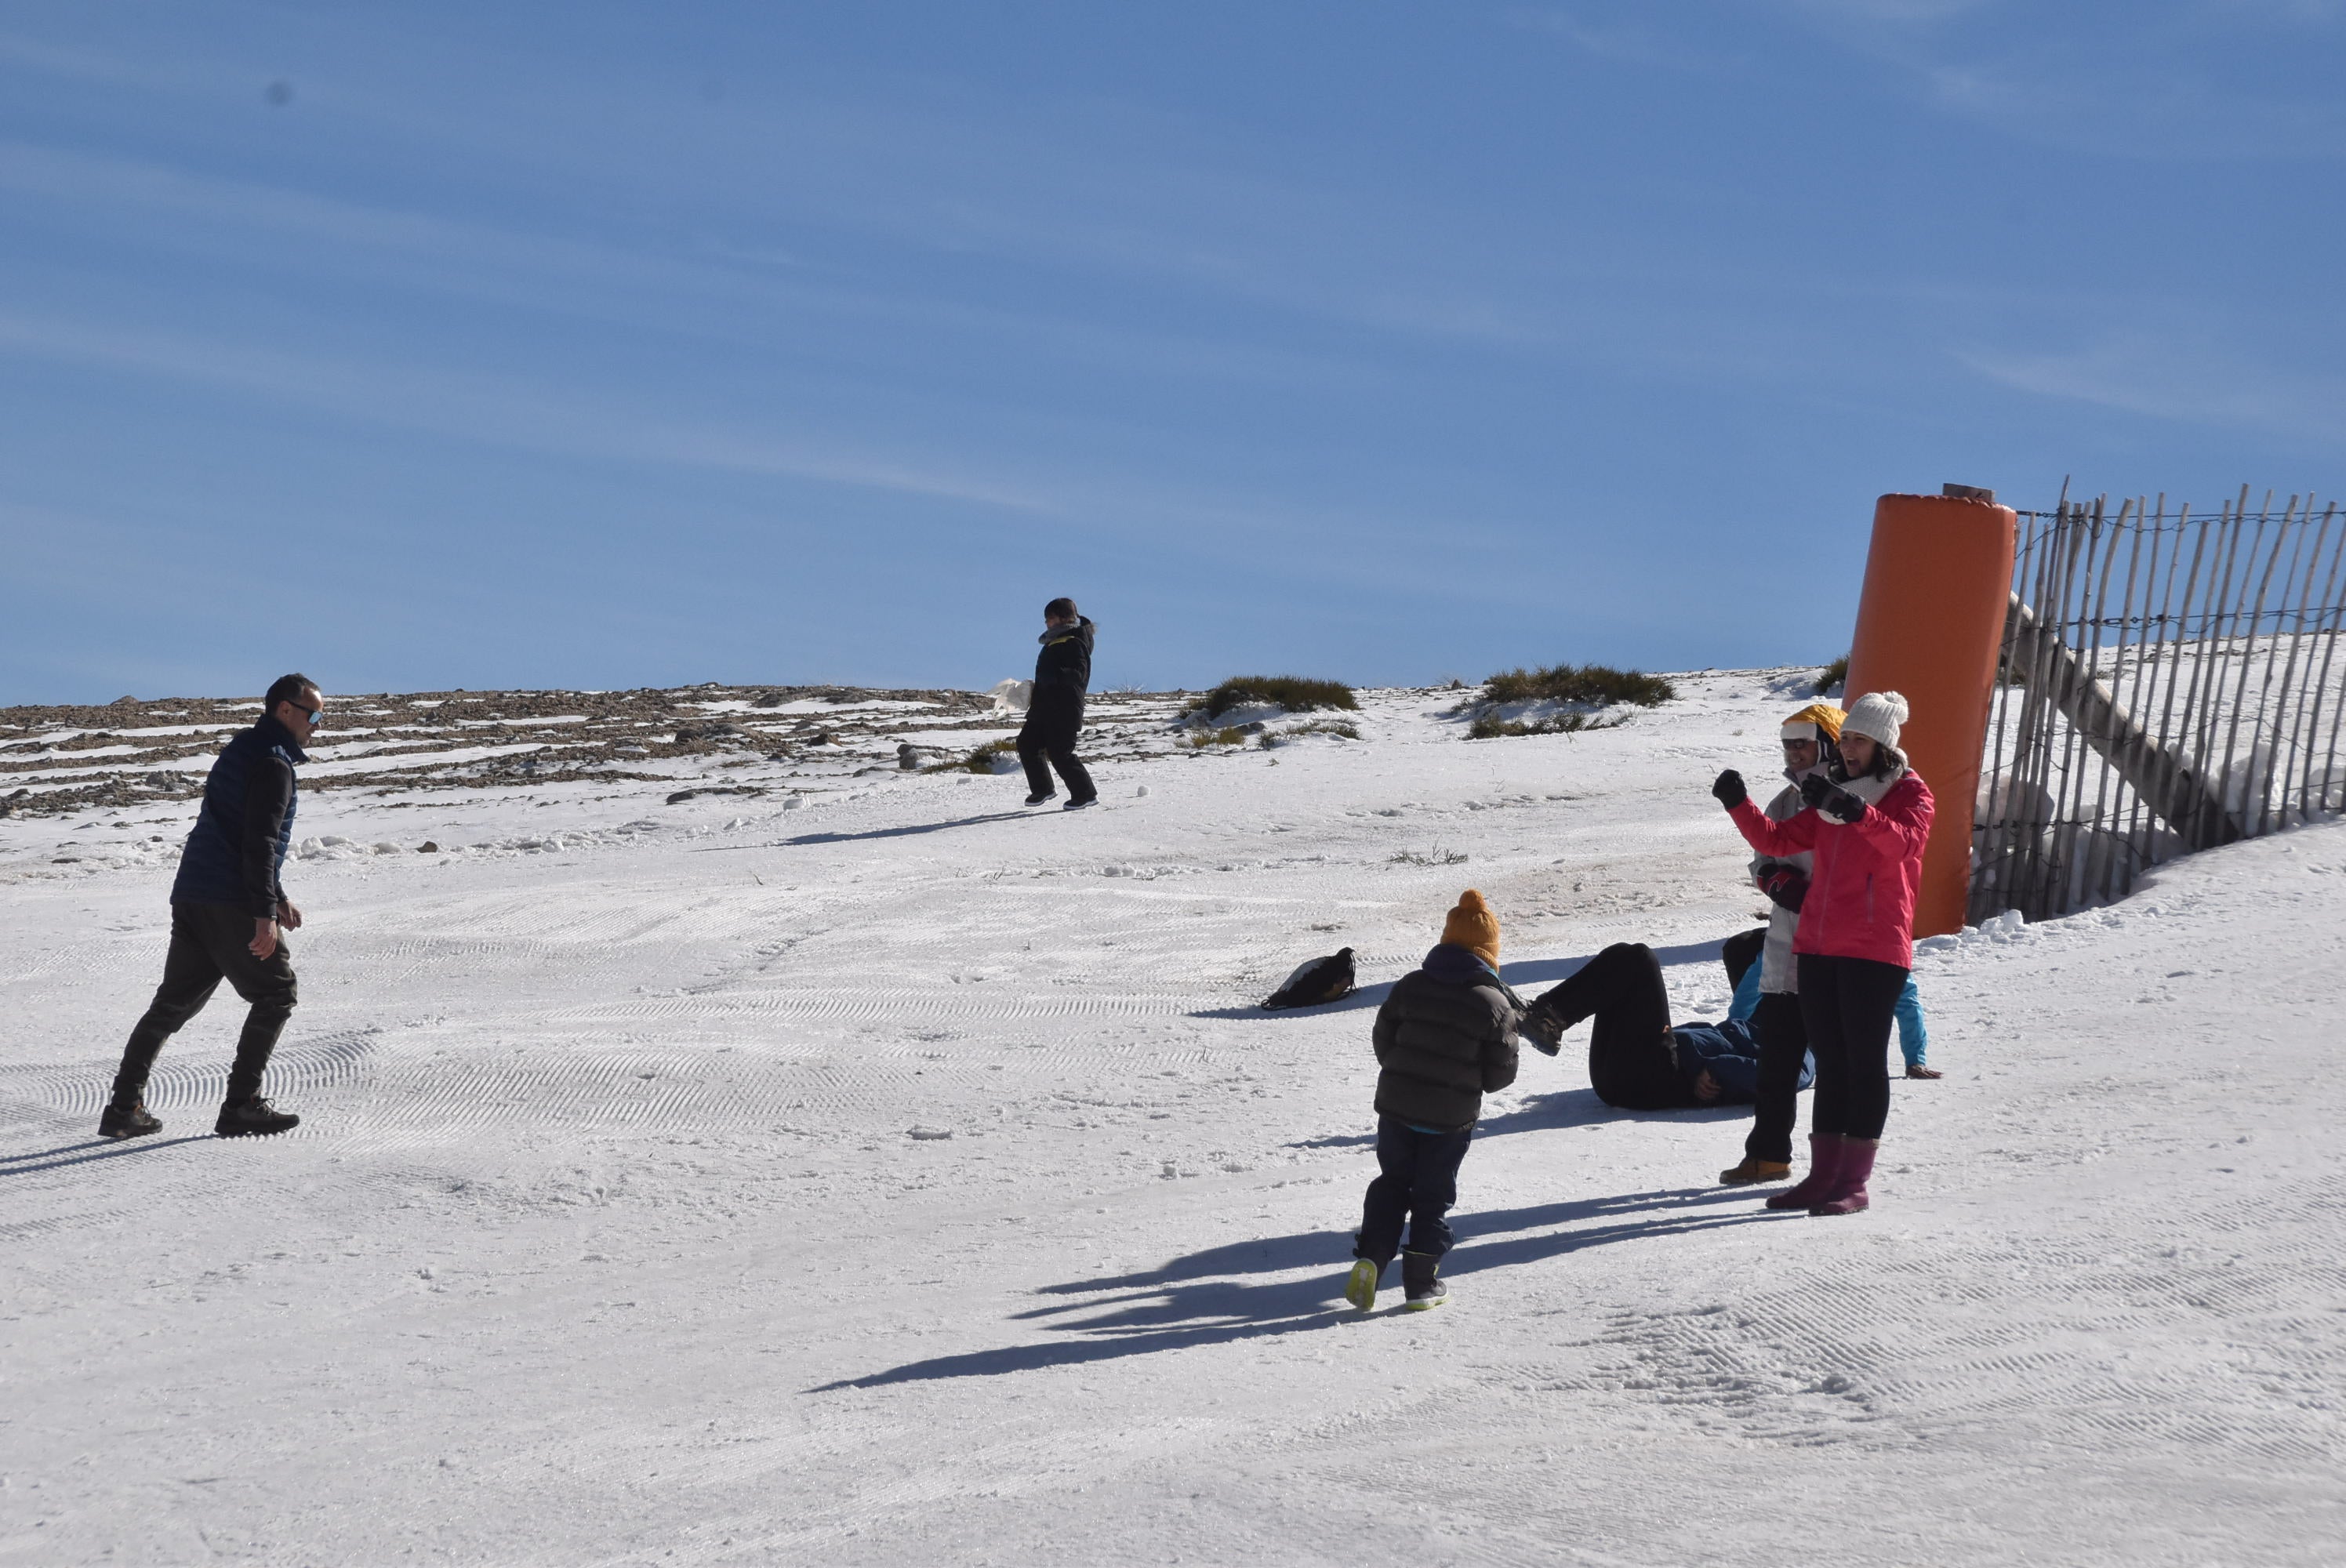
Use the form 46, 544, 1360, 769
1344, 1257, 1382, 1312
1808, 1138, 1879, 1217
1400, 1250, 1447, 1312
99, 1098, 162, 1140
1765, 1134, 1845, 1210
1719, 1156, 1791, 1185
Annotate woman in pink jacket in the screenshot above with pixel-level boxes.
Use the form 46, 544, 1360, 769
1709, 691, 1934, 1216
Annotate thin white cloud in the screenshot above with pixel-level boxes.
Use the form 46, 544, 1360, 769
1959, 334, 2346, 446
0, 308, 1550, 607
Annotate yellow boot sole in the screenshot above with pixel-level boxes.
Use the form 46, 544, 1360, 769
1344, 1258, 1380, 1312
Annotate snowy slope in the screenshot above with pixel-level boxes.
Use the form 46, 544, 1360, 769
3, 673, 2341, 1566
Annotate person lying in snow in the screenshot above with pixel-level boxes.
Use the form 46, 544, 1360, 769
1345, 890, 1522, 1314
1519, 942, 1814, 1112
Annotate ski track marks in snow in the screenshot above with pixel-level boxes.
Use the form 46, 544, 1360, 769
3, 677, 2344, 1566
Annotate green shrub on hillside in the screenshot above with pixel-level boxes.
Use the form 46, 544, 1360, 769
1193, 676, 1357, 720
1469, 712, 1625, 739
1482, 663, 1676, 707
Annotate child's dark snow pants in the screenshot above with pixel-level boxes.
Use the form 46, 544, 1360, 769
1356, 1116, 1474, 1265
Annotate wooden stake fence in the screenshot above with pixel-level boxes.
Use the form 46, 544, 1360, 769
1970, 489, 2346, 924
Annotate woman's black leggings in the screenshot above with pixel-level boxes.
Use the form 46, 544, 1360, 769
1795, 953, 1909, 1141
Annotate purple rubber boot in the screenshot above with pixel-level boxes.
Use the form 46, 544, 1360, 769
1808, 1138, 1879, 1217
1765, 1134, 1844, 1210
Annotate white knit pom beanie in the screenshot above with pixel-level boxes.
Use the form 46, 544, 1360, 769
1841, 690, 1910, 751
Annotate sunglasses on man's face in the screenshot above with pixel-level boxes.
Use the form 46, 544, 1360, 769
289, 703, 324, 726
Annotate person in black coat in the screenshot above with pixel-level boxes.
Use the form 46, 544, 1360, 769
100, 673, 321, 1141
1346, 891, 1522, 1312
1017, 597, 1097, 809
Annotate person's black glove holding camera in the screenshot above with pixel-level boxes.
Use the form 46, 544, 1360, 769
1711, 769, 1747, 810
1799, 772, 1870, 824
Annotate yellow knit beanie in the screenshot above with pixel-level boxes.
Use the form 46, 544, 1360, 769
1780, 702, 1846, 743
1441, 889, 1501, 968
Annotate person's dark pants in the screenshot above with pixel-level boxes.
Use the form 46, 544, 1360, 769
1532, 942, 1677, 1109
1356, 1116, 1474, 1265
1742, 991, 1810, 1163
1795, 953, 1908, 1141
110, 902, 298, 1109
1720, 927, 1767, 992
1016, 688, 1095, 802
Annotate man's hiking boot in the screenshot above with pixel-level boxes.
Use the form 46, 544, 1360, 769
215, 1097, 300, 1138
1401, 1250, 1447, 1312
1024, 790, 1056, 807
1719, 1157, 1791, 1185
99, 1100, 162, 1140
1344, 1258, 1381, 1312
1519, 1004, 1563, 1056
1063, 794, 1098, 811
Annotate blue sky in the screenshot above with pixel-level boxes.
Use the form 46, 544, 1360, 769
2, 2, 2341, 702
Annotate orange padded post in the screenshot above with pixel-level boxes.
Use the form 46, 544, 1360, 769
1843, 491, 2017, 938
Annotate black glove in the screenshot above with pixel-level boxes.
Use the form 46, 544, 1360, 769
1759, 866, 1809, 913
1799, 773, 1869, 823
1710, 769, 1747, 809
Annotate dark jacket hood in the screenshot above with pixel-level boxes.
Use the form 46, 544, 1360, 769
1421, 942, 1501, 985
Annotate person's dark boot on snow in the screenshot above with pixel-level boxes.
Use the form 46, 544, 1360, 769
1015, 598, 1098, 809
98, 1099, 162, 1140
1346, 891, 1521, 1312
101, 674, 321, 1141
1717, 691, 1934, 1216
1400, 1250, 1448, 1312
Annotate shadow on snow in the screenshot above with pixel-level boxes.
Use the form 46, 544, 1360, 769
1188, 938, 1731, 1021
0, 1134, 216, 1176
812, 1186, 1777, 1390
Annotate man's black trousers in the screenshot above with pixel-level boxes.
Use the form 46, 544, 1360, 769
1741, 991, 1810, 1163
1795, 953, 1908, 1141
1532, 941, 1678, 1109
1356, 1116, 1474, 1264
1017, 688, 1095, 802
111, 902, 298, 1109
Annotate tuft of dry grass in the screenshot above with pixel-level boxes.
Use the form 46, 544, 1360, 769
1469, 711, 1625, 740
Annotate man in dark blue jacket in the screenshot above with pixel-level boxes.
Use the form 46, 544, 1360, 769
1017, 597, 1097, 810
100, 673, 321, 1140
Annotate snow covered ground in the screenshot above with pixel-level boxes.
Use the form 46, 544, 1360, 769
4, 673, 2341, 1566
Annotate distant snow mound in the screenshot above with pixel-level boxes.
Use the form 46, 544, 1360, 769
988, 679, 1033, 715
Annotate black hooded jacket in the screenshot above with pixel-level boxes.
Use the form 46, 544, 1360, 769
1033, 618, 1095, 695
1371, 944, 1523, 1133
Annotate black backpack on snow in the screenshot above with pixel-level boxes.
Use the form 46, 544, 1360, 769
1262, 948, 1356, 1010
